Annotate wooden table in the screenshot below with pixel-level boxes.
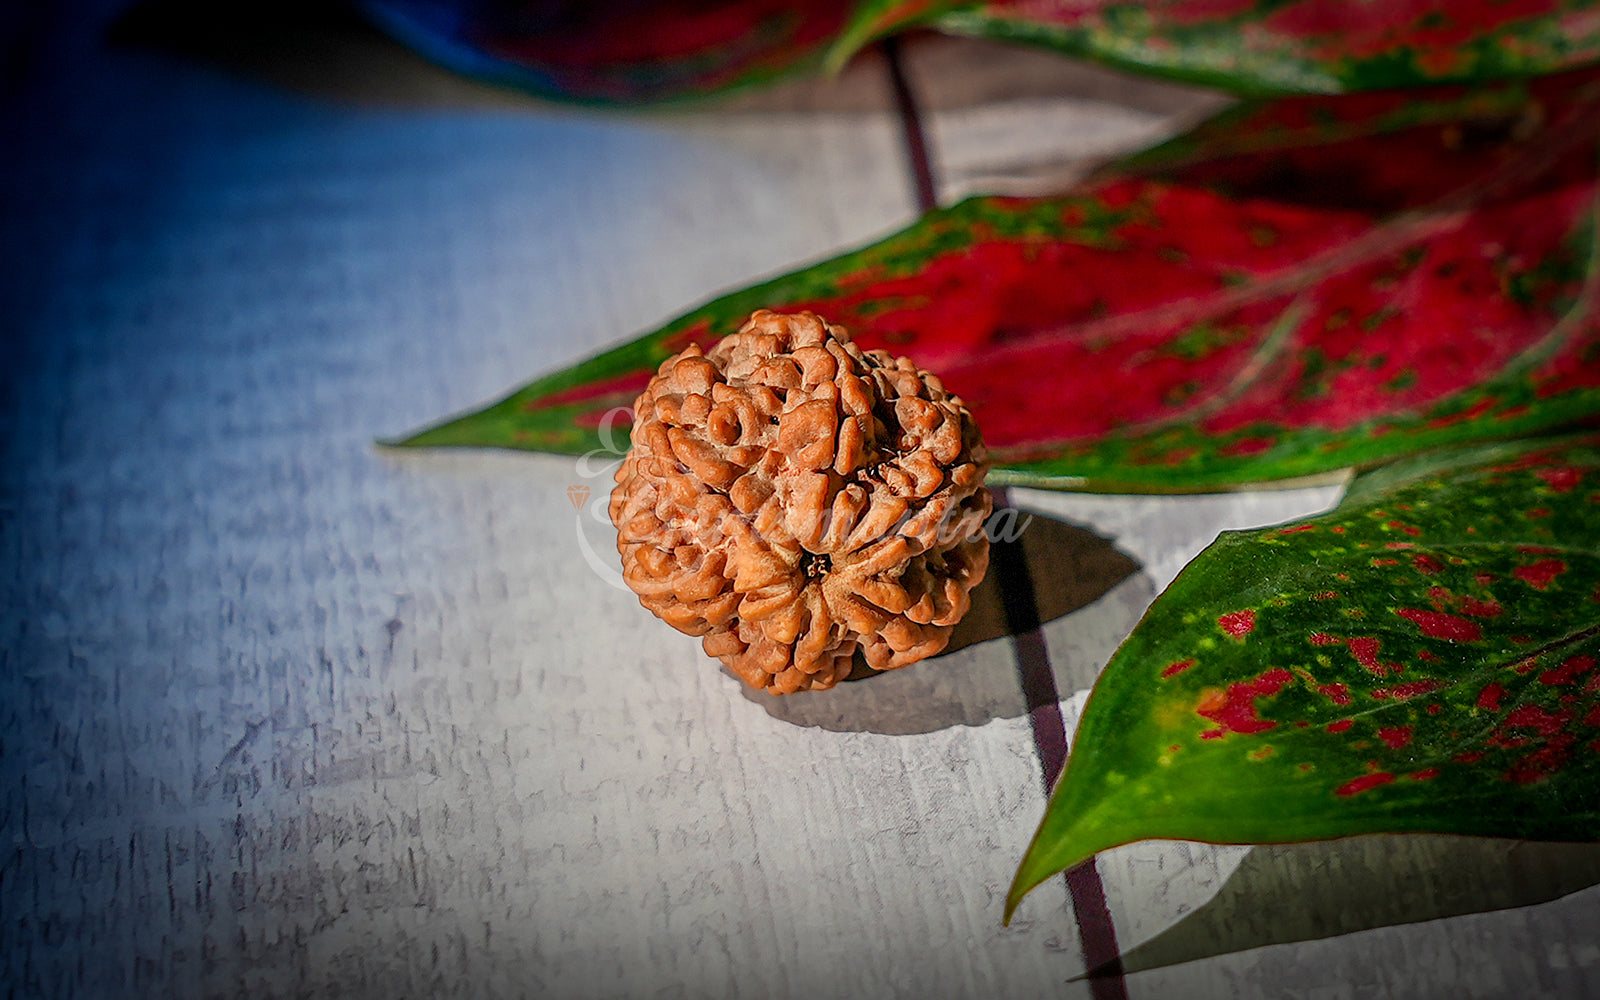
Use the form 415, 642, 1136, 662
5, 6, 1599, 997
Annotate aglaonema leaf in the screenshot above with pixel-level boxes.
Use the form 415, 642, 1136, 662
357, 0, 1600, 104
392, 70, 1600, 493
1006, 433, 1600, 921
356, 0, 856, 104
831, 0, 1600, 95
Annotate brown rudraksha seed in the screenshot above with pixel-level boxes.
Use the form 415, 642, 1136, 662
609, 309, 992, 695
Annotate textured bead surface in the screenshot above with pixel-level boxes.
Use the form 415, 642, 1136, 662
610, 310, 992, 694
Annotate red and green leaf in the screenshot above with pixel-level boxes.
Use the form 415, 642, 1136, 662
356, 0, 857, 104
392, 69, 1600, 493
357, 1, 1600, 103
834, 0, 1600, 95
1006, 432, 1600, 920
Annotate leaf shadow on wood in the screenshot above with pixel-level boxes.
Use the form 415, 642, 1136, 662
1086, 834, 1600, 980
738, 513, 1144, 735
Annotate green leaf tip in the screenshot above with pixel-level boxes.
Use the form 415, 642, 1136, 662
1003, 806, 1131, 924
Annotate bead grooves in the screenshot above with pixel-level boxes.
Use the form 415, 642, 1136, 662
610, 310, 992, 694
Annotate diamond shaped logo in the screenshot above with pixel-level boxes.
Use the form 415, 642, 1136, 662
566, 484, 592, 510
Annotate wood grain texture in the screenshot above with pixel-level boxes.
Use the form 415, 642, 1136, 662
7, 9, 1600, 999
1, 22, 1077, 1000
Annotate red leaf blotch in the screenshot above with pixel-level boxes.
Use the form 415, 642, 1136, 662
1195, 667, 1294, 736
1540, 655, 1596, 687
1460, 597, 1503, 618
1412, 554, 1443, 574
1318, 682, 1352, 705
1218, 609, 1257, 639
1507, 734, 1579, 786
1345, 636, 1389, 676
1378, 726, 1413, 749
1504, 704, 1570, 737
1477, 681, 1506, 711
1514, 559, 1568, 591
1336, 772, 1395, 796
1396, 608, 1482, 642
1537, 467, 1583, 493
1221, 437, 1275, 457
1161, 658, 1197, 679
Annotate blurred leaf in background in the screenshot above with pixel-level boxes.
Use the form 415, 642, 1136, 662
355, 0, 1600, 103
834, 0, 1600, 96
355, 0, 857, 103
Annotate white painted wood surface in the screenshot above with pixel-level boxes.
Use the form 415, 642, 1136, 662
5, 8, 1600, 999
